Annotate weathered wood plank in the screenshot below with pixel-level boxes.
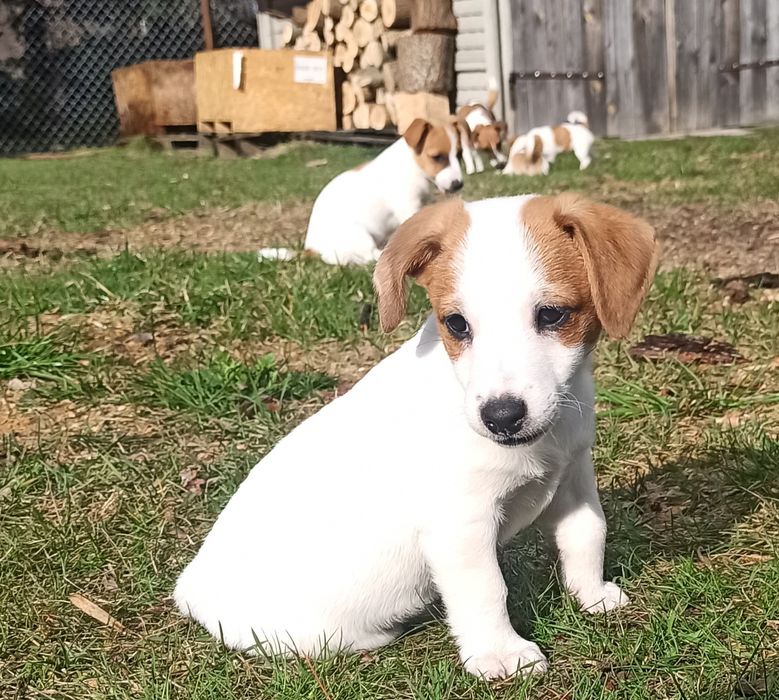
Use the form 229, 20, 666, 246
673, 0, 697, 131
766, 0, 779, 120
511, 0, 534, 132
717, 0, 741, 126
740, 0, 768, 125
558, 0, 586, 121
605, 0, 639, 136
581, 0, 607, 135
633, 0, 669, 134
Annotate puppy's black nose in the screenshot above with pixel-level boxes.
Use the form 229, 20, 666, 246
494, 160, 507, 171
449, 180, 464, 192
480, 396, 527, 436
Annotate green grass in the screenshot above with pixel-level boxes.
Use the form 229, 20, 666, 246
137, 352, 335, 420
0, 140, 373, 237
0, 249, 430, 343
2, 128, 779, 237
0, 335, 85, 381
1, 131, 778, 699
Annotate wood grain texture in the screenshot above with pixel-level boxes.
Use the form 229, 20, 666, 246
195, 49, 336, 133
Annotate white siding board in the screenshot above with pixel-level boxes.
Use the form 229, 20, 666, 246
455, 0, 486, 17
458, 14, 486, 33
456, 32, 487, 50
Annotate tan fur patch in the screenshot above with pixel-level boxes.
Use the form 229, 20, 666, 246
552, 125, 572, 151
456, 104, 478, 120
523, 197, 600, 347
351, 161, 369, 172
523, 194, 658, 343
373, 199, 471, 359
412, 125, 455, 179
473, 124, 501, 151
508, 134, 545, 176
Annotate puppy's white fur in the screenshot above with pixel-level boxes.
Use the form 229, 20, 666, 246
176, 194, 656, 679
504, 111, 594, 176
259, 128, 462, 266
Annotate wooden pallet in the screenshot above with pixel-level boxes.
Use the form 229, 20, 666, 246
201, 128, 398, 159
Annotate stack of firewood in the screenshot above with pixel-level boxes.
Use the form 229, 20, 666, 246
281, 0, 456, 132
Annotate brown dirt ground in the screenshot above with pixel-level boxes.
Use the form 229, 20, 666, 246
0, 199, 776, 277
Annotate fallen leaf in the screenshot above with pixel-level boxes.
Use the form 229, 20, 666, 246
68, 593, 126, 632
263, 397, 280, 412
127, 331, 154, 345
722, 279, 750, 304
629, 334, 743, 365
180, 467, 206, 495
305, 158, 328, 168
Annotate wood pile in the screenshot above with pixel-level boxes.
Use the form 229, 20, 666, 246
279, 0, 456, 132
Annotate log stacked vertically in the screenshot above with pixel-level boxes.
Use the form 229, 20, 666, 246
281, 0, 457, 131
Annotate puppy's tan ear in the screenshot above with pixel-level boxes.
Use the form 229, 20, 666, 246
374, 199, 467, 332
553, 194, 658, 338
403, 119, 431, 153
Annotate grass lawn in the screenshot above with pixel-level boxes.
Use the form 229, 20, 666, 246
1, 131, 777, 699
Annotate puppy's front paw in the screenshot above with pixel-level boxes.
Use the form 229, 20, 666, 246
463, 640, 548, 679
580, 581, 630, 613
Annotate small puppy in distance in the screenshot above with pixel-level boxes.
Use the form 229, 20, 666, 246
456, 78, 509, 173
504, 111, 594, 176
175, 192, 657, 680
259, 119, 463, 265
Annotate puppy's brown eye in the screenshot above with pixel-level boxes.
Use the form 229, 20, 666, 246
536, 306, 570, 330
432, 154, 449, 165
444, 313, 470, 340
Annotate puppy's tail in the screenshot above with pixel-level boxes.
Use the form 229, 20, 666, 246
566, 110, 589, 127
485, 76, 500, 111
257, 247, 297, 261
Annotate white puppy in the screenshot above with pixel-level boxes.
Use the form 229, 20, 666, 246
503, 111, 594, 176
259, 119, 463, 265
175, 193, 657, 679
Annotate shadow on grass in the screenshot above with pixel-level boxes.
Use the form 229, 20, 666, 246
491, 427, 779, 696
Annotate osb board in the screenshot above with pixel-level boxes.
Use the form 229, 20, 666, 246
195, 49, 337, 134
392, 91, 451, 133
112, 60, 195, 137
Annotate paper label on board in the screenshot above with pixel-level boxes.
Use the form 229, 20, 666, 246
293, 56, 327, 85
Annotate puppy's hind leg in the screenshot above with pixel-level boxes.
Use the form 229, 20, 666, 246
539, 450, 629, 613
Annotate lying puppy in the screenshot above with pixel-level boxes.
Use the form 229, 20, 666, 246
175, 193, 657, 679
504, 111, 594, 176
259, 119, 463, 265
456, 79, 508, 173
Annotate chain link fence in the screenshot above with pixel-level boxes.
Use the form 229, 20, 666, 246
0, 0, 259, 155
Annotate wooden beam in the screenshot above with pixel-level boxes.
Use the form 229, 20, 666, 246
200, 0, 215, 50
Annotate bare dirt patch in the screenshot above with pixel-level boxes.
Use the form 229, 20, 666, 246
642, 201, 779, 276
1, 199, 775, 276
0, 200, 313, 267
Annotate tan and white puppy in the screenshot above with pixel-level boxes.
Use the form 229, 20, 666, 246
456, 80, 508, 173
175, 194, 657, 679
504, 111, 594, 176
258, 119, 463, 265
